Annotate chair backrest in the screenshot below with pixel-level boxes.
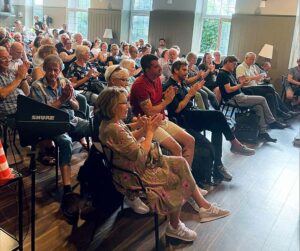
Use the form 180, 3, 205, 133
77, 144, 123, 209
99, 141, 146, 193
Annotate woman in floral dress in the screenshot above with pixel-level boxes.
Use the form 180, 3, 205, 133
96, 87, 230, 242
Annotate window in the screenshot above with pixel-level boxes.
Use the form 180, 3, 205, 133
67, 0, 90, 38
200, 0, 236, 55
33, 0, 43, 21
130, 0, 153, 43
133, 0, 153, 11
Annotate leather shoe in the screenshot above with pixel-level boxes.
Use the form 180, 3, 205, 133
202, 178, 221, 186
269, 121, 289, 129
230, 144, 255, 156
277, 111, 292, 120
288, 111, 300, 117
258, 132, 277, 143
215, 165, 232, 182
61, 192, 81, 225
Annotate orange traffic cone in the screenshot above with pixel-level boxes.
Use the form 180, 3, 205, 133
0, 140, 14, 186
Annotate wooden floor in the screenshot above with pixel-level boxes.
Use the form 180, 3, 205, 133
0, 115, 299, 251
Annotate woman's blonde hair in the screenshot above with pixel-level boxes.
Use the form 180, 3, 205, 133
95, 87, 127, 120
76, 45, 89, 59
38, 45, 57, 59
186, 52, 197, 63
120, 58, 135, 70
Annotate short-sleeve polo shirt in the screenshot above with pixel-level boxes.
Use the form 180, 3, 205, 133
130, 74, 165, 117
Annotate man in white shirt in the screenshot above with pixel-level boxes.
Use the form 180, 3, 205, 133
236, 52, 292, 120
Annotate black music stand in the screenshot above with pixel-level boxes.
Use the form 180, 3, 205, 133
16, 95, 71, 251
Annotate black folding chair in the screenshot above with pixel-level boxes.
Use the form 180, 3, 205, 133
99, 142, 162, 251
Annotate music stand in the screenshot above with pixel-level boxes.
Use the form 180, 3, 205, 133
16, 95, 71, 251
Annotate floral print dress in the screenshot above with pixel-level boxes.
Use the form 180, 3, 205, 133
67, 61, 95, 91
99, 120, 197, 215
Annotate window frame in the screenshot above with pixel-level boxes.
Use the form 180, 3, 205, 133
129, 0, 152, 43
200, 0, 236, 55
67, 0, 90, 37
33, 0, 44, 21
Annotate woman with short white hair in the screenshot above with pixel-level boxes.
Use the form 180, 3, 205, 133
67, 45, 100, 105
120, 58, 137, 88
105, 65, 130, 89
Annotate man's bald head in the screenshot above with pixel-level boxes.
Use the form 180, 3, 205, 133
10, 42, 24, 60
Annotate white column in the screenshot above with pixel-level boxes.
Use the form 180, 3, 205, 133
289, 0, 300, 68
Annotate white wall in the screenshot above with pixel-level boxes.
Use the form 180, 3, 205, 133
152, 0, 196, 11
236, 0, 298, 15
289, 0, 300, 67
43, 0, 68, 7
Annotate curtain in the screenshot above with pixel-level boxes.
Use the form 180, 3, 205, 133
289, 0, 300, 68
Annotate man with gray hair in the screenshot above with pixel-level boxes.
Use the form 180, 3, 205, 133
30, 54, 91, 224
55, 33, 69, 53
0, 27, 7, 40
0, 46, 30, 115
218, 55, 287, 143
287, 58, 300, 107
162, 47, 179, 82
9, 42, 28, 74
236, 52, 292, 120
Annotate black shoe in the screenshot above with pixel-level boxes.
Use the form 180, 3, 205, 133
212, 176, 223, 185
206, 178, 221, 186
269, 121, 289, 129
61, 192, 81, 225
215, 165, 232, 182
258, 132, 277, 143
288, 110, 300, 117
277, 111, 292, 120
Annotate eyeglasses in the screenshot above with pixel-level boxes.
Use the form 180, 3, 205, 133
0, 56, 12, 62
108, 65, 122, 81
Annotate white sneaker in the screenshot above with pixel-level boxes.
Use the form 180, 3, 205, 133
124, 196, 150, 214
199, 203, 230, 223
187, 198, 200, 213
165, 221, 197, 242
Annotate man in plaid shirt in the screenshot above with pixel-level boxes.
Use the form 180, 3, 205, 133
0, 46, 29, 115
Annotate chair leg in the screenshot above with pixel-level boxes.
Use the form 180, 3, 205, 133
3, 124, 8, 155
55, 146, 59, 190
121, 198, 124, 211
90, 211, 99, 242
12, 129, 21, 155
86, 136, 90, 151
154, 213, 160, 251
230, 107, 236, 118
225, 105, 230, 116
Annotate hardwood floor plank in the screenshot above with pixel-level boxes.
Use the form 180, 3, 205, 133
0, 117, 299, 251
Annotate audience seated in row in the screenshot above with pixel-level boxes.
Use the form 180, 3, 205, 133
1, 21, 299, 246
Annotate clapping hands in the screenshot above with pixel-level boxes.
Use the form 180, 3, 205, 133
60, 84, 74, 103
143, 114, 163, 134
16, 61, 30, 81
188, 80, 205, 97
163, 86, 176, 104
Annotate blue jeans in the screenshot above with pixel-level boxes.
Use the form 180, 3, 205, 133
54, 117, 91, 166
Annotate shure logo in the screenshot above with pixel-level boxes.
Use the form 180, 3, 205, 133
31, 115, 55, 120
